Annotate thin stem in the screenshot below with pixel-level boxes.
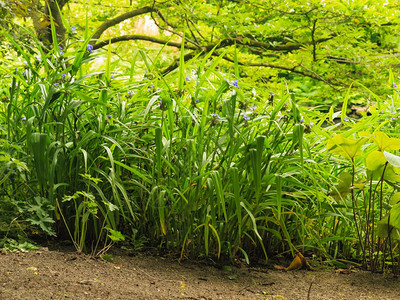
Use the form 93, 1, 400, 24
350, 159, 364, 259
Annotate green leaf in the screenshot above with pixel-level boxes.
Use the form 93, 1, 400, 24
330, 172, 352, 201
108, 229, 125, 242
384, 151, 400, 168
373, 132, 400, 151
376, 216, 390, 238
383, 165, 400, 183
391, 192, 400, 205
327, 134, 366, 160
377, 215, 400, 240
366, 150, 386, 171
390, 203, 400, 230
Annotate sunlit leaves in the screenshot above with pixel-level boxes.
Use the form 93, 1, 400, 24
372, 132, 400, 151
366, 150, 386, 179
383, 151, 400, 168
327, 134, 366, 160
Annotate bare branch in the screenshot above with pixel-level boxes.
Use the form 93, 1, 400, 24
160, 49, 341, 89
92, 6, 156, 41
92, 35, 198, 50
219, 54, 341, 89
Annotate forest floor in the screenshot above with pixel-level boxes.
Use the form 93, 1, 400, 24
0, 245, 399, 300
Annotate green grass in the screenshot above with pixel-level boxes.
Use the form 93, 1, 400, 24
1, 20, 400, 273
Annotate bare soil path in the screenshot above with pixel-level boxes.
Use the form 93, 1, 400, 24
0, 248, 399, 299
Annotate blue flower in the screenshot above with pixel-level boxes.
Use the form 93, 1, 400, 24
211, 113, 221, 119
150, 83, 155, 88
62, 73, 67, 79
58, 45, 63, 50
231, 80, 239, 88
244, 115, 250, 121
71, 26, 76, 33
250, 105, 257, 111
87, 44, 93, 54
54, 83, 59, 87
310, 122, 314, 126
195, 99, 199, 103
270, 92, 275, 95
107, 114, 112, 119
393, 82, 398, 89
344, 117, 349, 122
127, 91, 133, 96
185, 76, 190, 82
111, 75, 115, 80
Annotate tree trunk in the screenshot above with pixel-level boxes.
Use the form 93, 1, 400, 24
32, 0, 69, 48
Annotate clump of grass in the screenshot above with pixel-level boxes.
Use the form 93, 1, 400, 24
0, 18, 363, 266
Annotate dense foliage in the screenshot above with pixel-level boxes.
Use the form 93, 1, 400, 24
1, 0, 400, 273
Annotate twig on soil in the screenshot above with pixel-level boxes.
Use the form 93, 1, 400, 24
135, 266, 183, 283
307, 278, 315, 300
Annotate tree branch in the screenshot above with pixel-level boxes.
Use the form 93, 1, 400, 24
92, 35, 198, 50
93, 33, 335, 53
91, 6, 156, 41
218, 54, 341, 89
160, 49, 341, 89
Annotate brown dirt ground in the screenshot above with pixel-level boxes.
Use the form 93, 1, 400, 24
0, 247, 399, 300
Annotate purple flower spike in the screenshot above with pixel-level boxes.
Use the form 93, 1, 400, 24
87, 44, 93, 54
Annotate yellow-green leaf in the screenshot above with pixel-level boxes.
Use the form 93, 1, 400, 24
391, 192, 400, 205
327, 135, 366, 160
330, 172, 352, 201
376, 216, 400, 240
384, 151, 400, 168
366, 150, 386, 171
373, 132, 400, 151
384, 166, 400, 183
